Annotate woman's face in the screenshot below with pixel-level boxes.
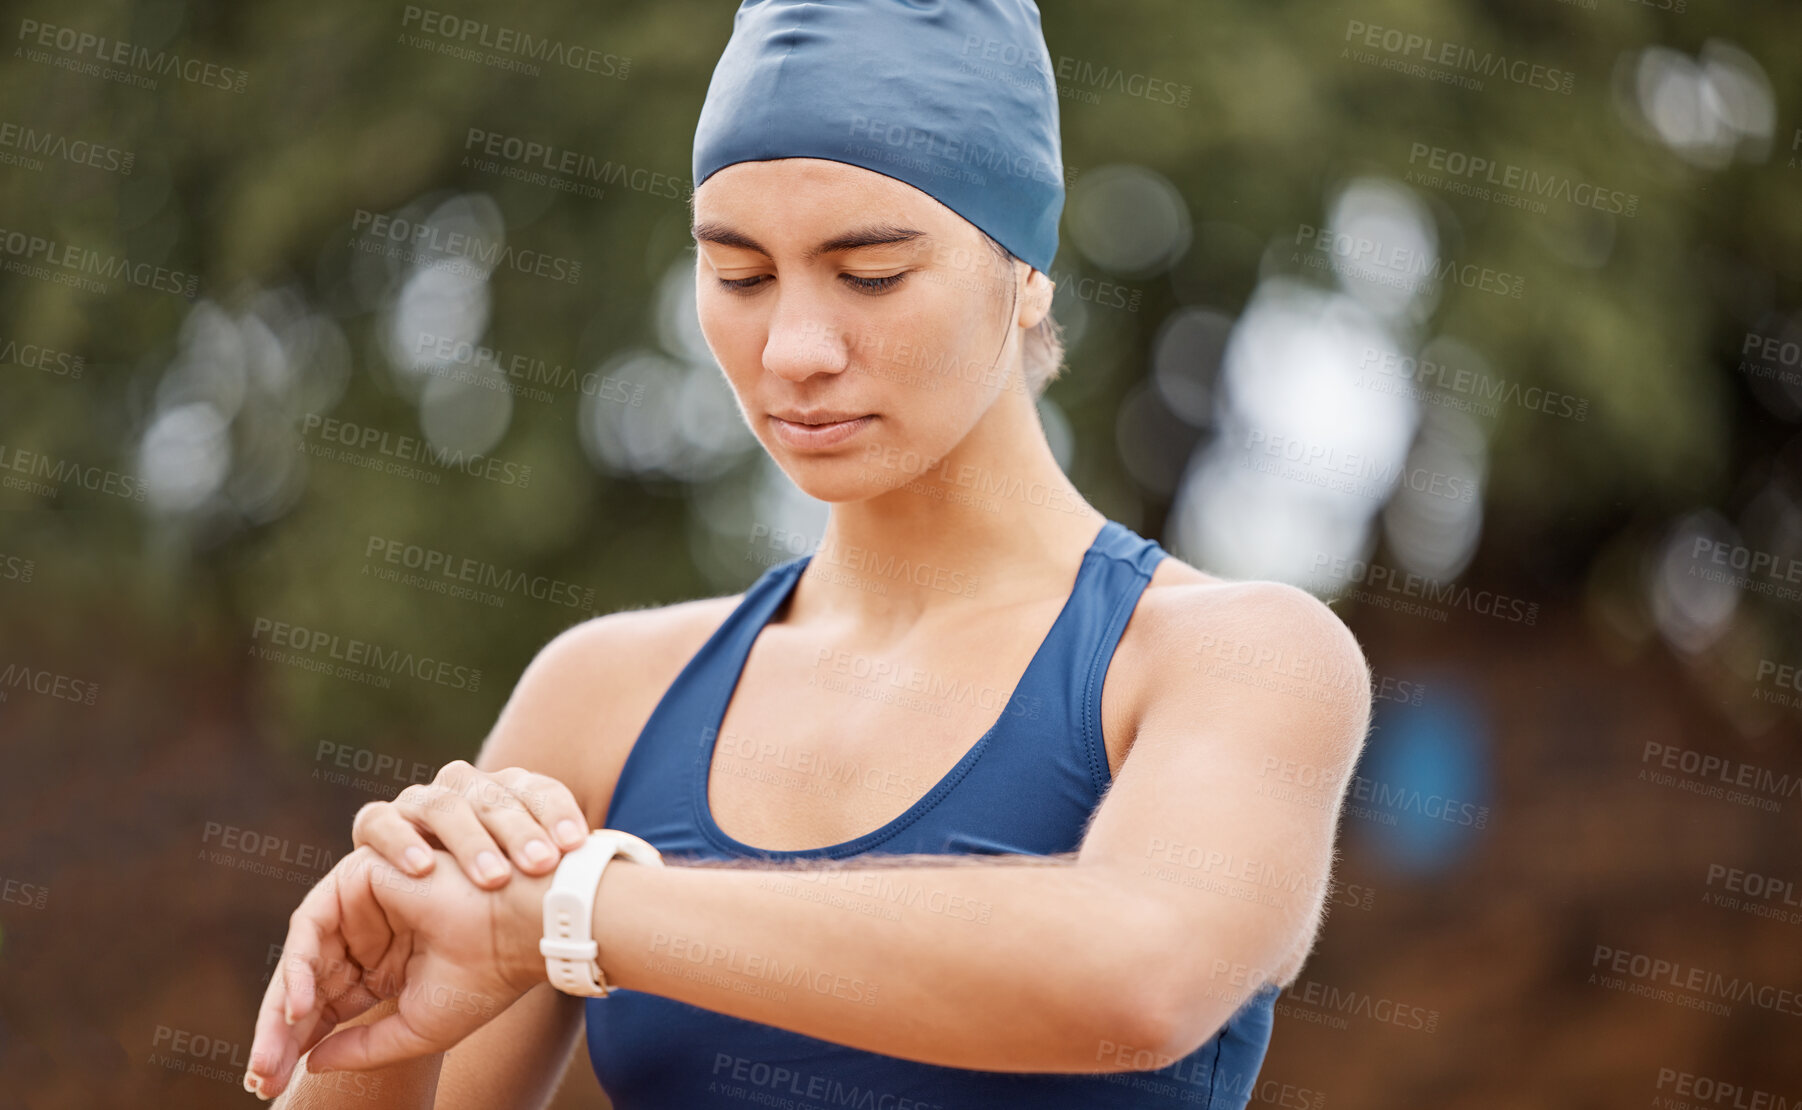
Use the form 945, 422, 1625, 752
691, 157, 1046, 502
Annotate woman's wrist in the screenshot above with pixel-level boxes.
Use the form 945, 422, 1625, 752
590, 857, 662, 994
496, 838, 664, 998
498, 866, 556, 995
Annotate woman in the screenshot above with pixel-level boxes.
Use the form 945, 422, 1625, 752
247, 1, 1372, 1106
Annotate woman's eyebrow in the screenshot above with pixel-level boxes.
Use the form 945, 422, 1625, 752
691, 221, 930, 261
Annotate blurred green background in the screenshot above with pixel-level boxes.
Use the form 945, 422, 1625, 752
2, 0, 1800, 1106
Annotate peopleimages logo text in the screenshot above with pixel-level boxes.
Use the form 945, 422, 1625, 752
16, 19, 249, 92
349, 209, 581, 285
249, 618, 482, 693
1313, 553, 1540, 625
399, 6, 630, 78
1343, 20, 1574, 94
299, 413, 532, 487
0, 224, 199, 298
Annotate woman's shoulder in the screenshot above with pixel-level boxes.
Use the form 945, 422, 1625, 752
476, 592, 751, 824
535, 590, 754, 711
553, 592, 749, 667
1136, 552, 1362, 648
1114, 553, 1371, 732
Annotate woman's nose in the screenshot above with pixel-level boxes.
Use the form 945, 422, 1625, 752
762, 295, 852, 382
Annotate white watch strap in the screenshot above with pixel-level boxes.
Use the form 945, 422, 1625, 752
540, 829, 664, 997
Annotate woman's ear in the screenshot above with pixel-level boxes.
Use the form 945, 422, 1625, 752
1019, 267, 1055, 329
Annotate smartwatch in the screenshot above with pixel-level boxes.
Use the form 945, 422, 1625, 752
539, 829, 664, 997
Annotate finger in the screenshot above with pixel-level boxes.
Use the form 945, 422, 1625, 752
254, 977, 385, 1101
352, 799, 438, 878
463, 770, 569, 876
393, 782, 513, 888
248, 921, 332, 1095
246, 954, 294, 1099
493, 768, 591, 852
277, 874, 339, 1028
270, 853, 397, 1096
339, 852, 402, 976
306, 1001, 438, 1074
290, 850, 387, 1020
248, 860, 359, 1097
247, 990, 333, 1100
301, 975, 385, 1053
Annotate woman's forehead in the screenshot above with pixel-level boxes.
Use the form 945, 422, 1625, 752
699, 158, 916, 202
694, 159, 967, 237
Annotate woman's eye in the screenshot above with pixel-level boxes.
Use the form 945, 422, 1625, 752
843, 272, 906, 293
715, 272, 906, 294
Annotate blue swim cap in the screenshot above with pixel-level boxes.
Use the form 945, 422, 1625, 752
693, 0, 1065, 274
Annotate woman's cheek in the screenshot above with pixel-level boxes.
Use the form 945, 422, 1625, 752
699, 304, 759, 386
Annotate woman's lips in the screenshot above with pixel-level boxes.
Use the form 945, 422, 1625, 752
768, 414, 876, 450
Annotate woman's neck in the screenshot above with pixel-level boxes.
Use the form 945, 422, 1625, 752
794, 382, 1108, 638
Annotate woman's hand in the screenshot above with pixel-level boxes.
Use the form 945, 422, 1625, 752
352, 760, 590, 889
245, 844, 552, 1099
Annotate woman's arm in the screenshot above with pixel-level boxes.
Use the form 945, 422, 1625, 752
348, 601, 739, 888
256, 610, 664, 1103
553, 581, 1371, 1073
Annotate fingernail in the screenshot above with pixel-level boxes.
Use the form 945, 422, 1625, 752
404, 845, 432, 873
284, 1000, 295, 1026
555, 819, 584, 846
523, 839, 554, 866
476, 851, 507, 882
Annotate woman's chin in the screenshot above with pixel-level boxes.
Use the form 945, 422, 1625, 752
778, 466, 887, 505
772, 455, 921, 505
